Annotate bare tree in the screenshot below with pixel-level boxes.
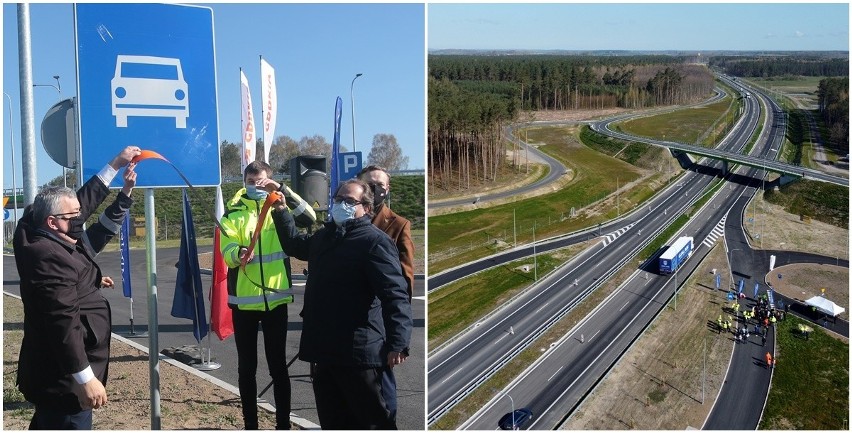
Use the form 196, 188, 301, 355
367, 133, 409, 171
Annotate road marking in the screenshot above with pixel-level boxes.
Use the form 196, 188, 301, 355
441, 368, 461, 384
589, 330, 600, 342
493, 333, 508, 345
536, 301, 550, 313
619, 301, 630, 312
547, 365, 563, 382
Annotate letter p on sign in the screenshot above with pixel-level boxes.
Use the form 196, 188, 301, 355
338, 151, 363, 181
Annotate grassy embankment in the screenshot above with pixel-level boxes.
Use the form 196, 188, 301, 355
760, 315, 849, 429
429, 126, 649, 275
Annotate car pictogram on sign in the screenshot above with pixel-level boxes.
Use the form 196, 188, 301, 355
111, 55, 189, 128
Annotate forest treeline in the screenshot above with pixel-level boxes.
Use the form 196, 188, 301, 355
428, 55, 715, 191
710, 56, 848, 78
817, 76, 849, 155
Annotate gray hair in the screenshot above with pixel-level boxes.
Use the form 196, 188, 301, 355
33, 186, 76, 227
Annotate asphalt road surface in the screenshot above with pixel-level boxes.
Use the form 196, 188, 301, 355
3, 246, 426, 430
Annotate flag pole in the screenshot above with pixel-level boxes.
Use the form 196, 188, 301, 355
120, 216, 148, 338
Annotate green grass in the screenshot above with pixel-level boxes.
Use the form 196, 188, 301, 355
428, 126, 644, 273
617, 98, 734, 146
428, 246, 584, 346
760, 315, 849, 429
764, 179, 848, 228
747, 76, 826, 93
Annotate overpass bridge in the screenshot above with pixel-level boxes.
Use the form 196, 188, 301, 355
591, 114, 848, 188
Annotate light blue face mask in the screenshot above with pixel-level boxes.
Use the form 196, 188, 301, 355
331, 201, 358, 225
246, 185, 268, 200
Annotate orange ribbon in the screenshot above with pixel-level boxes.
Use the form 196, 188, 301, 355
132, 149, 225, 232
131, 149, 194, 188
240, 190, 284, 272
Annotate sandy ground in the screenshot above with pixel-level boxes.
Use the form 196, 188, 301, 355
3, 295, 280, 430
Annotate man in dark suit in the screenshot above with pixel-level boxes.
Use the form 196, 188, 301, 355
357, 165, 414, 300
358, 165, 416, 424
13, 146, 141, 429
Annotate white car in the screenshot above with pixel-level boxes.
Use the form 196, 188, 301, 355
111, 55, 188, 128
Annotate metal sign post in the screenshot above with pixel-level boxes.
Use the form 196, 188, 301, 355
75, 4, 219, 429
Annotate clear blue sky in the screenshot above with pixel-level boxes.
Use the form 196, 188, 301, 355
429, 3, 849, 51
4, 3, 425, 188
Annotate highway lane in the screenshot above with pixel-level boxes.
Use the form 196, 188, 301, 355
428, 153, 744, 423
3, 247, 426, 430
461, 126, 779, 430
429, 81, 763, 426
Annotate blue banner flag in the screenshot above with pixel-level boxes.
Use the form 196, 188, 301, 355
171, 189, 208, 342
715, 274, 721, 290
767, 288, 775, 308
328, 96, 343, 220
754, 282, 759, 299
737, 279, 744, 294
120, 216, 132, 298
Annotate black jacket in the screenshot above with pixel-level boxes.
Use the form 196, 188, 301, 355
273, 211, 412, 368
13, 176, 132, 411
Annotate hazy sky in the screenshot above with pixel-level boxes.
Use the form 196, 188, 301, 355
428, 3, 849, 52
4, 3, 425, 188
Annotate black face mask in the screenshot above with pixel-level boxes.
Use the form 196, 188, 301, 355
65, 216, 85, 241
370, 184, 388, 208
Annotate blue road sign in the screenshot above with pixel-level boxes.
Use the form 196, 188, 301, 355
338, 151, 363, 182
3, 209, 9, 221
76, 4, 220, 188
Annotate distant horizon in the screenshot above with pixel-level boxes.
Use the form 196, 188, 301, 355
428, 48, 849, 54
429, 4, 849, 52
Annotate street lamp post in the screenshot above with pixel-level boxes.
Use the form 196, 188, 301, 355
33, 75, 64, 187
504, 394, 515, 429
350, 73, 363, 152
4, 92, 19, 225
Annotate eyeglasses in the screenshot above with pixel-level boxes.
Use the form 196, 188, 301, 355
52, 211, 81, 220
333, 196, 364, 206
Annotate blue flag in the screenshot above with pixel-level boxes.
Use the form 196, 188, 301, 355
328, 96, 343, 219
715, 274, 721, 290
737, 279, 744, 294
171, 189, 208, 342
120, 216, 132, 298
754, 282, 759, 299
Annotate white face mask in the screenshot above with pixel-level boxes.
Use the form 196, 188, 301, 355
331, 201, 358, 225
245, 184, 268, 200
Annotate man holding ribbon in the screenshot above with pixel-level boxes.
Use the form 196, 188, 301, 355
218, 160, 314, 430
13, 146, 140, 429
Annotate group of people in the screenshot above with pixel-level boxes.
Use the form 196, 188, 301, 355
716, 291, 787, 347
14, 147, 415, 430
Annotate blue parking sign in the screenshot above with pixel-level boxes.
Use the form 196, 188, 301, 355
75, 4, 220, 187
338, 152, 363, 182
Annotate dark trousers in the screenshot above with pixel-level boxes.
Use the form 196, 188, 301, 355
312, 363, 396, 430
29, 406, 92, 430
381, 366, 398, 422
233, 304, 291, 430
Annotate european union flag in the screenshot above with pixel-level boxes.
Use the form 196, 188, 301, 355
171, 189, 208, 342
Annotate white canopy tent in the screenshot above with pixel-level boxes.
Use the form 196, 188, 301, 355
803, 296, 846, 317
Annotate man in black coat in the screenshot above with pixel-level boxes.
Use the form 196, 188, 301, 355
13, 146, 141, 429
273, 179, 412, 430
